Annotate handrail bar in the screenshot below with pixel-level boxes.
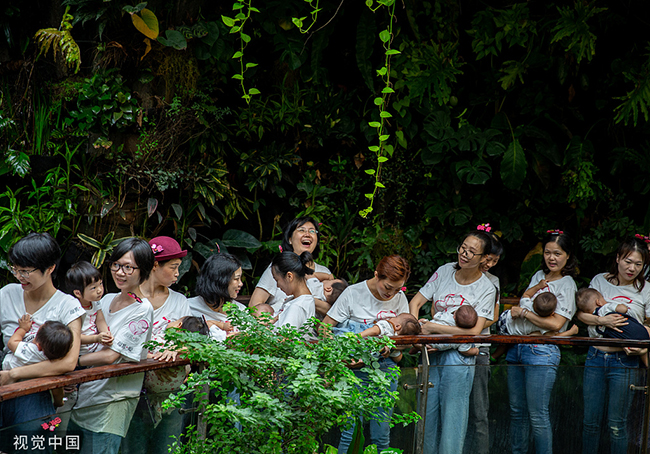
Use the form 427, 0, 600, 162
2, 335, 649, 403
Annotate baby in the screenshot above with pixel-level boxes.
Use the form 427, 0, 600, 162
358, 313, 422, 337
576, 287, 650, 367
66, 261, 113, 355
497, 292, 558, 336
425, 305, 479, 356
2, 317, 73, 406
310, 278, 348, 318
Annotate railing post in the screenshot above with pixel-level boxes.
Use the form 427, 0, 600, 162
642, 350, 650, 454
412, 346, 432, 454
196, 364, 208, 440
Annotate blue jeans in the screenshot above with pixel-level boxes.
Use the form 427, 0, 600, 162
338, 358, 398, 453
423, 349, 475, 454
463, 346, 491, 454
67, 420, 123, 454
506, 344, 560, 454
582, 347, 639, 454
0, 392, 56, 453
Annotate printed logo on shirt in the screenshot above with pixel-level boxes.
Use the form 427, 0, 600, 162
23, 322, 41, 344
129, 319, 150, 336
116, 340, 134, 353
427, 272, 439, 284
612, 295, 633, 305
433, 294, 467, 313
152, 317, 171, 337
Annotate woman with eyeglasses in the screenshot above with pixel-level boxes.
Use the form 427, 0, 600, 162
69, 238, 154, 454
249, 216, 333, 317
409, 228, 497, 454
506, 231, 577, 454
0, 233, 84, 451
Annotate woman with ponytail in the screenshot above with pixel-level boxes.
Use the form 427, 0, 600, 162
271, 251, 316, 328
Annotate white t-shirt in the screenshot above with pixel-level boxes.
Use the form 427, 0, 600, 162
503, 297, 551, 336
188, 296, 246, 339
256, 262, 332, 311
419, 262, 496, 323
589, 273, 650, 324
0, 284, 84, 346
587, 301, 623, 339
375, 319, 396, 336
150, 289, 192, 346
327, 281, 409, 325
525, 270, 577, 333
72, 293, 154, 437
80, 301, 102, 356
2, 342, 47, 370
276, 294, 315, 328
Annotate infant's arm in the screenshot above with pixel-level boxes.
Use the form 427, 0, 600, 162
313, 271, 334, 282
207, 320, 233, 331
95, 309, 113, 345
7, 314, 32, 353
359, 325, 382, 338
614, 304, 629, 314
522, 280, 547, 299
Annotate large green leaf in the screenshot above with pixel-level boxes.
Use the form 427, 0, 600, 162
131, 8, 159, 39
500, 139, 527, 189
456, 159, 492, 185
158, 30, 187, 50
221, 229, 262, 249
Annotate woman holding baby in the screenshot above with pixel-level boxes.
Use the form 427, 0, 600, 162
410, 228, 497, 454
507, 230, 577, 454
578, 236, 650, 454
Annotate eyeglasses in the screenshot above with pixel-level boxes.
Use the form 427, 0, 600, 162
110, 262, 139, 275
296, 227, 318, 235
10, 267, 38, 279
457, 245, 484, 260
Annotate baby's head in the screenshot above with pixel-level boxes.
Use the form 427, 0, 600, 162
533, 292, 557, 317
323, 278, 348, 305
178, 316, 210, 335
576, 288, 605, 314
35, 321, 73, 361
391, 313, 422, 335
66, 261, 104, 304
252, 304, 274, 318
454, 305, 478, 329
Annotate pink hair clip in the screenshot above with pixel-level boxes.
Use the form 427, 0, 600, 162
635, 234, 650, 244
546, 229, 564, 235
278, 245, 283, 253
318, 222, 323, 226
401, 286, 407, 292
477, 223, 491, 232
216, 242, 220, 253
151, 244, 164, 254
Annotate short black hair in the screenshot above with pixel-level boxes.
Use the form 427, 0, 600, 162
34, 321, 73, 360
533, 293, 558, 317
66, 261, 102, 295
180, 316, 209, 335
110, 238, 155, 284
280, 216, 321, 254
195, 253, 242, 310
454, 231, 492, 271
9, 233, 61, 276
329, 279, 349, 304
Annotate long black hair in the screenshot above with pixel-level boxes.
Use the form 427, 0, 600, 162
271, 251, 314, 280
195, 253, 242, 310
607, 236, 650, 291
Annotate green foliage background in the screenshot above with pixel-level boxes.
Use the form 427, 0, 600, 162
1, 0, 650, 292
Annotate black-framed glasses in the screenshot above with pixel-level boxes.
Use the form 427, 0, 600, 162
110, 262, 139, 275
10, 266, 38, 279
296, 227, 319, 235
456, 245, 484, 260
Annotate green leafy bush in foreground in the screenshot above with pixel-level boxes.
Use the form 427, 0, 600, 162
162, 305, 418, 453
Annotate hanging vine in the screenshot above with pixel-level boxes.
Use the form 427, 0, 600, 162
359, 0, 398, 218
222, 0, 261, 104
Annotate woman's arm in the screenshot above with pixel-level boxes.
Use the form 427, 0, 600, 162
249, 287, 271, 307
409, 293, 429, 318
421, 316, 487, 336
0, 317, 82, 385
78, 347, 122, 367
514, 307, 568, 332
484, 301, 500, 329
576, 311, 627, 331
314, 298, 332, 318
318, 315, 339, 337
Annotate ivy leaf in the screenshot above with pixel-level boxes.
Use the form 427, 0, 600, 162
379, 30, 390, 43
158, 30, 187, 50
500, 139, 527, 189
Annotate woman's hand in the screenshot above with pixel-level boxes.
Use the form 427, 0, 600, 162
510, 306, 523, 319
598, 313, 628, 333
624, 347, 647, 356
153, 349, 179, 362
